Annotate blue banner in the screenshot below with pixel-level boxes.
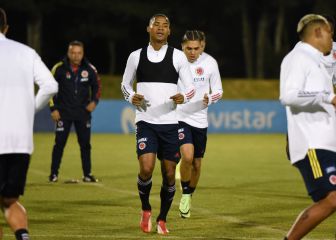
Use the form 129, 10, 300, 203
34, 100, 287, 133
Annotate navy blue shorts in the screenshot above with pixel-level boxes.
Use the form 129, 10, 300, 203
178, 121, 207, 158
294, 149, 336, 202
136, 121, 180, 162
0, 154, 30, 198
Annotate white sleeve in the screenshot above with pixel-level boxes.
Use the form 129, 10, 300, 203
280, 55, 334, 107
176, 52, 195, 103
208, 59, 223, 105
121, 52, 138, 104
33, 53, 58, 112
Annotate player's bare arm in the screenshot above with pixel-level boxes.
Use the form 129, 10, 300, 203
170, 93, 184, 104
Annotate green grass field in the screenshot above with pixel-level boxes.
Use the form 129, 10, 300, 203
1, 133, 336, 239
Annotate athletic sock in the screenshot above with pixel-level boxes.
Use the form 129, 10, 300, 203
189, 186, 196, 194
157, 183, 176, 222
181, 180, 190, 194
137, 175, 152, 211
15, 229, 29, 240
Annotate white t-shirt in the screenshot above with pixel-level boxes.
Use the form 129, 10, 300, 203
0, 33, 58, 155
177, 52, 223, 128
121, 43, 195, 124
280, 42, 336, 164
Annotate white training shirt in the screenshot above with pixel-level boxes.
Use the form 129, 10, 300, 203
177, 52, 223, 128
0, 33, 58, 155
121, 43, 195, 124
280, 42, 336, 164
322, 42, 336, 85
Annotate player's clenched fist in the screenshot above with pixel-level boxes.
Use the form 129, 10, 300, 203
170, 93, 184, 104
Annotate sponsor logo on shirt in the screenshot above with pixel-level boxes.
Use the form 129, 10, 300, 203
66, 72, 71, 79
178, 128, 184, 133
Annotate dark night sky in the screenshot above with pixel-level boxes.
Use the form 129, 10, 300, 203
2, 0, 336, 77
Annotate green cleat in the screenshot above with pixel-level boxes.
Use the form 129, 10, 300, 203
179, 193, 191, 218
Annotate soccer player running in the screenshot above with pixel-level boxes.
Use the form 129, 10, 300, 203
280, 14, 336, 240
121, 14, 195, 235
0, 8, 58, 240
177, 30, 223, 218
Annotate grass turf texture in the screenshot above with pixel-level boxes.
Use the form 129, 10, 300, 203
1, 133, 335, 239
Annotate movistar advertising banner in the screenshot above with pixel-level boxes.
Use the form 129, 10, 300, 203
34, 100, 287, 133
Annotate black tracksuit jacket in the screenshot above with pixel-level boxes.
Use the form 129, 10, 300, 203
49, 57, 101, 120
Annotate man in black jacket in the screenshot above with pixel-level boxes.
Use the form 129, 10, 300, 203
49, 40, 101, 183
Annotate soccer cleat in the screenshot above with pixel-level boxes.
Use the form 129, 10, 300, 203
157, 220, 169, 235
179, 193, 191, 218
140, 210, 152, 233
49, 174, 58, 183
83, 174, 99, 182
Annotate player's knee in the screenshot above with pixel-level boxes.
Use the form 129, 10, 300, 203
165, 168, 176, 183
182, 155, 193, 165
140, 166, 154, 178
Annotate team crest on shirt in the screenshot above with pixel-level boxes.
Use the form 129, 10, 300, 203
57, 121, 63, 127
195, 67, 204, 76
81, 70, 89, 78
333, 51, 336, 60
81, 70, 89, 82
66, 72, 71, 79
329, 175, 336, 185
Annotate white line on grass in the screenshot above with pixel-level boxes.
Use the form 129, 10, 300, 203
1, 233, 333, 240
29, 169, 286, 237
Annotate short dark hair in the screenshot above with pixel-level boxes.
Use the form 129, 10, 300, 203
68, 40, 84, 48
149, 14, 170, 26
0, 8, 7, 32
182, 30, 204, 43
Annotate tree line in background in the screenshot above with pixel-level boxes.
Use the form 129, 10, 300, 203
2, 0, 336, 78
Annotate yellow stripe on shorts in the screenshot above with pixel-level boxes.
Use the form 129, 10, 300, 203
308, 149, 323, 179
